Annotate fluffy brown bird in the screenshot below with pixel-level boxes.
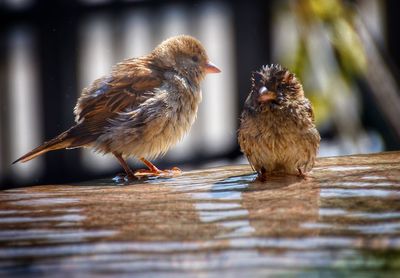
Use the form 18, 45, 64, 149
238, 64, 320, 180
14, 35, 220, 179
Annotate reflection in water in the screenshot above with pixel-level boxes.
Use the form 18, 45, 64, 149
196, 174, 255, 238
198, 174, 320, 239
0, 152, 400, 276
79, 183, 222, 242
241, 176, 320, 238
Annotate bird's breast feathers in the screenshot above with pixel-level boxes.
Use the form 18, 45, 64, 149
96, 76, 201, 159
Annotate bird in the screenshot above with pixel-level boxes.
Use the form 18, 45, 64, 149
13, 35, 221, 180
238, 64, 320, 180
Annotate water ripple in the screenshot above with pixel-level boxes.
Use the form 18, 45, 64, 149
0, 152, 399, 276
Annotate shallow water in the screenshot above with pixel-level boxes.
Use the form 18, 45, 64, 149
1, 152, 400, 277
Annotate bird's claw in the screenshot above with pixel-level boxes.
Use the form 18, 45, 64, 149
134, 167, 182, 178
297, 168, 307, 179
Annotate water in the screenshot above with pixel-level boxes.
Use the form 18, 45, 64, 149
0, 152, 399, 277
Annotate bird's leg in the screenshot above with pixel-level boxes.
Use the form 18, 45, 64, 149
113, 152, 135, 179
134, 157, 181, 177
257, 167, 267, 182
297, 167, 307, 179
141, 157, 161, 173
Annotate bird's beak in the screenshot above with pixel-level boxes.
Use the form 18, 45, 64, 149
204, 61, 221, 74
258, 86, 277, 102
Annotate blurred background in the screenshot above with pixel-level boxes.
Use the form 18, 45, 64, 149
0, 0, 399, 188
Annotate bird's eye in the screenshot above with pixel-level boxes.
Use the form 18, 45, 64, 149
191, 55, 199, 62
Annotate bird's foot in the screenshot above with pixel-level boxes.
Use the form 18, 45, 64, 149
297, 168, 307, 179
133, 157, 182, 178
113, 152, 138, 182
256, 173, 267, 182
134, 167, 182, 178
255, 168, 308, 182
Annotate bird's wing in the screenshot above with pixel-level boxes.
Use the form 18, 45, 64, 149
74, 59, 163, 122
303, 98, 315, 122
66, 59, 164, 147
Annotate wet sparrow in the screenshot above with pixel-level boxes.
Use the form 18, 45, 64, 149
238, 64, 320, 180
14, 35, 220, 179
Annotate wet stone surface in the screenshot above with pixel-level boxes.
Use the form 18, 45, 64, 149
0, 151, 400, 277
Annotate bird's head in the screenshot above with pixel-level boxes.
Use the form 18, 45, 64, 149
247, 64, 304, 112
152, 35, 220, 84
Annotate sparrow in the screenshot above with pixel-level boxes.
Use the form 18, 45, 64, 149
13, 35, 221, 179
238, 64, 320, 180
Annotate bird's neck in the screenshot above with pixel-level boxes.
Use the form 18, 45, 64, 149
151, 56, 202, 96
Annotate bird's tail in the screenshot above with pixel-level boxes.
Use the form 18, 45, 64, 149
12, 124, 94, 164
12, 130, 73, 164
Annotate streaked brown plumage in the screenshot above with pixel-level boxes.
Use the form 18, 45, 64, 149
14, 35, 220, 179
238, 64, 320, 180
